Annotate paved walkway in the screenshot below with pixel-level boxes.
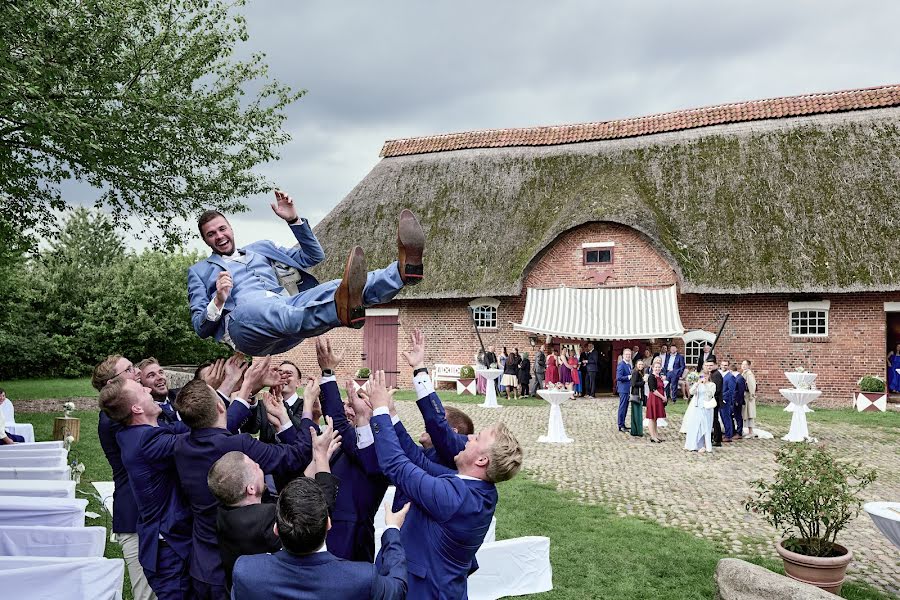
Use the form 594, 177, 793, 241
396, 396, 900, 596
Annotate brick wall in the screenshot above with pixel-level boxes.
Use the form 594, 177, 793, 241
279, 221, 898, 406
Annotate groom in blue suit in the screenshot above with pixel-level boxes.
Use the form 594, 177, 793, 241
188, 190, 425, 356
616, 348, 634, 432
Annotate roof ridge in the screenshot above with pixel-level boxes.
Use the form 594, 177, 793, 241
380, 83, 900, 157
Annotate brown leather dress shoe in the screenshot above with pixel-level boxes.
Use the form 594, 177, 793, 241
335, 246, 367, 329
397, 209, 425, 285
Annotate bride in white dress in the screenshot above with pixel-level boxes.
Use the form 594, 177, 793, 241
684, 372, 716, 453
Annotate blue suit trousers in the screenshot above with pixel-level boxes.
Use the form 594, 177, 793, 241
720, 400, 734, 438
733, 403, 744, 436
228, 263, 404, 355
144, 542, 190, 600
618, 392, 629, 429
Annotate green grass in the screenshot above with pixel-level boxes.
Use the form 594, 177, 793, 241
17, 409, 895, 600
2, 377, 97, 400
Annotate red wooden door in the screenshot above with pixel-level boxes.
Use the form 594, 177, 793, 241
362, 315, 400, 388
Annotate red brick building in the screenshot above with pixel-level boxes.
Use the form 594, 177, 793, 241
282, 84, 900, 407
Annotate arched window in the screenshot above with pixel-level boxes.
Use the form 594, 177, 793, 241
681, 330, 716, 368
468, 297, 500, 330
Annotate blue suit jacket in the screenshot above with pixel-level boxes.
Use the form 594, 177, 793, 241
320, 379, 389, 562
98, 412, 139, 534
174, 422, 312, 587
722, 372, 736, 403
616, 361, 633, 395
187, 220, 325, 343
231, 528, 407, 600
733, 374, 746, 405
116, 421, 193, 573
664, 353, 686, 382
372, 413, 496, 600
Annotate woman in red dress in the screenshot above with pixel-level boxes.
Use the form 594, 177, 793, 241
546, 348, 560, 385
645, 361, 668, 443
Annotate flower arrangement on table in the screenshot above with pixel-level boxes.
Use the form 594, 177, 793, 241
795, 366, 806, 373
63, 401, 75, 418
797, 381, 812, 390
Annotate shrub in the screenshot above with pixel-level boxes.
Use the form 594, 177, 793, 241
355, 368, 370, 379
459, 365, 475, 379
857, 375, 885, 393
744, 443, 876, 557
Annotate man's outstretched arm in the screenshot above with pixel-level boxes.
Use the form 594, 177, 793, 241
270, 190, 325, 267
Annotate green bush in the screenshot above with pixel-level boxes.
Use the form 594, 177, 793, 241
744, 443, 876, 557
355, 368, 370, 379
857, 375, 885, 393
459, 365, 475, 379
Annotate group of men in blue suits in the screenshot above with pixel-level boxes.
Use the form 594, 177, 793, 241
718, 359, 748, 442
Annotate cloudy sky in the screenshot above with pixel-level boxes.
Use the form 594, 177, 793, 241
125, 0, 900, 251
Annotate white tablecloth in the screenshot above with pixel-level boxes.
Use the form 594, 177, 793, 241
779, 388, 821, 442
0, 480, 75, 498
0, 440, 64, 451
537, 390, 574, 443
864, 501, 900, 550
0, 496, 87, 527
0, 556, 124, 600
468, 536, 553, 600
0, 466, 70, 480
0, 455, 67, 468
5, 423, 34, 443
477, 369, 504, 408
0, 525, 106, 557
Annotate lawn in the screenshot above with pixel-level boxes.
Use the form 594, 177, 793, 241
17, 409, 896, 600
2, 377, 98, 400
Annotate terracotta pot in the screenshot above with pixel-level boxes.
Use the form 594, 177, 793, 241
775, 539, 852, 595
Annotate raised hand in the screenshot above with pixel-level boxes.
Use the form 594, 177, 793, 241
240, 355, 273, 398
215, 270, 233, 308
312, 416, 341, 461
263, 389, 289, 426
384, 501, 411, 529
201, 358, 227, 390
315, 336, 344, 371
401, 328, 426, 369
270, 189, 299, 223
365, 370, 391, 410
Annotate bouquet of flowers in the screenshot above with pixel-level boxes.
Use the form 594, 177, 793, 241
686, 371, 701, 385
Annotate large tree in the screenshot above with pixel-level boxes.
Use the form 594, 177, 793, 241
0, 0, 302, 255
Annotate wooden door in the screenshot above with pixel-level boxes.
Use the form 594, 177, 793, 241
362, 315, 400, 388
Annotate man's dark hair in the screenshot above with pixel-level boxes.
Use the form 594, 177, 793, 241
276, 478, 329, 555
198, 210, 226, 233
194, 360, 215, 380
0, 388, 5, 395
176, 379, 219, 429
445, 406, 474, 436
279, 361, 301, 378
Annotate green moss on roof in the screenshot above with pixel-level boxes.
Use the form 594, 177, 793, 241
312, 115, 900, 298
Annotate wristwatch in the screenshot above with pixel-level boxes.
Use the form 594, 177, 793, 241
321, 368, 335, 377
413, 367, 428, 377
287, 216, 300, 225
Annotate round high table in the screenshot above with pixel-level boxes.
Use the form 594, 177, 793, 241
536, 389, 573, 444
779, 388, 821, 442
864, 502, 900, 550
477, 369, 504, 408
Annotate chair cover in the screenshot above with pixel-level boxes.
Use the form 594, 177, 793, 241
0, 448, 68, 459
0, 480, 75, 498
5, 423, 34, 443
0, 525, 106, 557
0, 556, 124, 600
0, 466, 70, 480
0, 455, 67, 468
92, 481, 115, 516
0, 440, 65, 450
468, 536, 552, 600
0, 496, 87, 527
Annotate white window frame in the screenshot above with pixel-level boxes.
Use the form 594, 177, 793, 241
681, 330, 716, 368
788, 300, 830, 338
468, 297, 500, 330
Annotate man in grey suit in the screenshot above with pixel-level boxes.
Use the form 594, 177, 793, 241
530, 345, 547, 395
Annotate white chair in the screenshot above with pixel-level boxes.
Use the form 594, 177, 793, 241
0, 496, 87, 527
92, 481, 115, 516
0, 440, 65, 450
468, 536, 552, 600
5, 423, 35, 443
0, 466, 70, 480
0, 480, 76, 498
0, 525, 106, 557
0, 556, 125, 600
0, 448, 67, 459
0, 455, 67, 468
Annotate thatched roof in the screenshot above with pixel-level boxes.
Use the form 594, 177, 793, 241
312, 86, 900, 299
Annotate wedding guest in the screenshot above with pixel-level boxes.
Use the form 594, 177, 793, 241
498, 347, 508, 393
663, 344, 686, 403
616, 349, 633, 432
679, 365, 696, 405
578, 347, 588, 397
585, 343, 600, 398
568, 351, 581, 396
558, 348, 573, 389
629, 360, 646, 437
642, 349, 653, 369
475, 350, 486, 395
646, 362, 667, 443
731, 363, 746, 439
518, 352, 531, 398
888, 343, 900, 393
631, 345, 641, 367
709, 356, 724, 447
684, 361, 717, 454
741, 360, 757, 437
502, 350, 520, 401
546, 348, 560, 385
696, 342, 714, 371
679, 368, 697, 435
720, 359, 735, 443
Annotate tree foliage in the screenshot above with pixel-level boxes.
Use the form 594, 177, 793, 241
0, 0, 303, 255
0, 209, 228, 379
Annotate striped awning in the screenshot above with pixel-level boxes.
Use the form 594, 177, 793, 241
512, 285, 684, 340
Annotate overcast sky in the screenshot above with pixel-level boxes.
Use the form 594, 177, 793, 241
116, 1, 900, 251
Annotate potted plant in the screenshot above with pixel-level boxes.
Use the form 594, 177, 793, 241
855, 375, 887, 412
745, 443, 876, 594
354, 368, 371, 391
457, 365, 476, 396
